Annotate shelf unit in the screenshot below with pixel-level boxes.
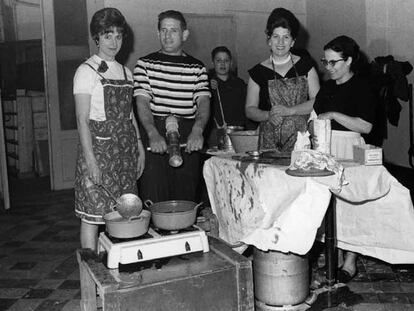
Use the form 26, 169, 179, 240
3, 97, 34, 177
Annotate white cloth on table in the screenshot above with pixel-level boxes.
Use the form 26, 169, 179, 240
203, 156, 332, 254
203, 156, 414, 264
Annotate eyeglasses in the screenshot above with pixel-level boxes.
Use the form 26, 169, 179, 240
320, 58, 345, 67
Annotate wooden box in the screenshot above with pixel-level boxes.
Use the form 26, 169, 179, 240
33, 112, 47, 128
353, 144, 383, 165
77, 236, 254, 311
31, 96, 46, 112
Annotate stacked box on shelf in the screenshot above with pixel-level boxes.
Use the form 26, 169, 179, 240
30, 95, 49, 176
3, 100, 18, 169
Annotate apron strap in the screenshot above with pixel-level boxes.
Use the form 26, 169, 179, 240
84, 62, 106, 80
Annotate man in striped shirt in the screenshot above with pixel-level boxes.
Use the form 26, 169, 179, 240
134, 10, 211, 202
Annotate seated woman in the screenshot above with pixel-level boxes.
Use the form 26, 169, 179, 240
313, 35, 377, 282
207, 46, 247, 148
245, 7, 320, 152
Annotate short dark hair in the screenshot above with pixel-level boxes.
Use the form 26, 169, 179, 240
324, 35, 360, 72
265, 7, 300, 39
90, 8, 127, 42
158, 10, 187, 30
211, 46, 232, 61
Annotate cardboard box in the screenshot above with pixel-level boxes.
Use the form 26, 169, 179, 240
353, 144, 382, 165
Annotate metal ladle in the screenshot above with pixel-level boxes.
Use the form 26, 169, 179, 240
99, 184, 142, 219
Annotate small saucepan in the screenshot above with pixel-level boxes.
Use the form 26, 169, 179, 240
144, 200, 203, 231
104, 210, 151, 239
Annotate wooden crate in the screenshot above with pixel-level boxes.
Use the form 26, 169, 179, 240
77, 236, 254, 311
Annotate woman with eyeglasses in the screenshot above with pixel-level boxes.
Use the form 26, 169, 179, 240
73, 8, 145, 251
313, 35, 376, 159
313, 35, 376, 283
245, 8, 320, 151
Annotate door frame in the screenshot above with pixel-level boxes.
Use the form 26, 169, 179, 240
40, 0, 103, 190
0, 92, 10, 210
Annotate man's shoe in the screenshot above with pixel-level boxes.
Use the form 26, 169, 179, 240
337, 268, 358, 283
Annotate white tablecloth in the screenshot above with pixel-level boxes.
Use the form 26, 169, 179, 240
203, 156, 414, 264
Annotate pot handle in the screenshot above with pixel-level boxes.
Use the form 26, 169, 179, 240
194, 201, 204, 211
144, 199, 154, 208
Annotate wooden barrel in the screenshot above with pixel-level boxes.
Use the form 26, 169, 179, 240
253, 248, 309, 306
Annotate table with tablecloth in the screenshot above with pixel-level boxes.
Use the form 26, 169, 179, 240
203, 155, 414, 264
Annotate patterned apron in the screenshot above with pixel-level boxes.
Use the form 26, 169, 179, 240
259, 62, 310, 152
74, 64, 138, 224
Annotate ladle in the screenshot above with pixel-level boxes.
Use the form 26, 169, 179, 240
99, 184, 142, 219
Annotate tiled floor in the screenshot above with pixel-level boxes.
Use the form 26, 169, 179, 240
0, 163, 413, 311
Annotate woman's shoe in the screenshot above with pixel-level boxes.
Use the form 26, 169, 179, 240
337, 268, 358, 283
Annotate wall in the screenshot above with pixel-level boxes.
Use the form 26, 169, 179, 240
306, 0, 366, 77
103, 0, 306, 82
10, 0, 414, 168
365, 0, 414, 167
306, 0, 414, 167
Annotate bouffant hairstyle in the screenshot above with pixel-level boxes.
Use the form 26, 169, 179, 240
265, 8, 300, 39
158, 10, 187, 30
324, 35, 361, 72
211, 46, 232, 61
90, 8, 127, 43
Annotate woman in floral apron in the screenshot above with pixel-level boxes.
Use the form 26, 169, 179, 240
73, 8, 145, 251
246, 8, 320, 151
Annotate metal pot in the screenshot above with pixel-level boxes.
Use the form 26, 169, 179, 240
103, 210, 151, 238
144, 200, 203, 231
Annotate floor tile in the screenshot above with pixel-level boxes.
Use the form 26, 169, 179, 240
10, 262, 37, 270
22, 289, 54, 299
376, 292, 411, 304
0, 279, 38, 289
351, 303, 386, 311
358, 293, 380, 304
58, 280, 80, 290
60, 299, 81, 311
6, 298, 43, 311
372, 281, 403, 293
33, 299, 68, 311
1, 241, 25, 248
0, 288, 30, 299
347, 282, 375, 293
47, 289, 80, 301
34, 279, 64, 290
0, 299, 18, 310
368, 272, 400, 282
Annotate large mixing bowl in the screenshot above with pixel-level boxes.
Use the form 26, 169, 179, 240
229, 130, 259, 153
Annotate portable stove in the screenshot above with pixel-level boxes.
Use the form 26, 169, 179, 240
98, 225, 210, 269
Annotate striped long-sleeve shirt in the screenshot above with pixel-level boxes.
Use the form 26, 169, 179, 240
133, 51, 211, 118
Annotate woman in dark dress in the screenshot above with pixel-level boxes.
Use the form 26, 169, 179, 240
245, 8, 320, 151
313, 35, 376, 282
73, 8, 145, 251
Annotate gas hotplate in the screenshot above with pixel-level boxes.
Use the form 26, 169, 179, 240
98, 225, 210, 269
